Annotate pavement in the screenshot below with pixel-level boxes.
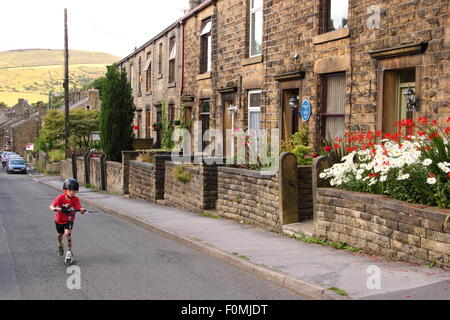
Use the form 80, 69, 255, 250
34, 173, 450, 300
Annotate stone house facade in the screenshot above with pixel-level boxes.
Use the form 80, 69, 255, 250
118, 20, 183, 146
262, 0, 450, 148
120, 0, 449, 152
0, 99, 34, 150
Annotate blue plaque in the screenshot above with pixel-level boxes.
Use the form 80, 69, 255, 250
300, 99, 312, 122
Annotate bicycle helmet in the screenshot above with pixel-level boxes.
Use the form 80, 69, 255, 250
63, 178, 79, 191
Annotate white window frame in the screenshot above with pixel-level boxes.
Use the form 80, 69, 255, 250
248, 90, 261, 153
130, 63, 134, 92
200, 19, 212, 73
249, 0, 263, 57
168, 37, 176, 83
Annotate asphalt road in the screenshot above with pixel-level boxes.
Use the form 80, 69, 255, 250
0, 170, 302, 300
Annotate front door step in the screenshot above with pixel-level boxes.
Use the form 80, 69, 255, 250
283, 221, 314, 238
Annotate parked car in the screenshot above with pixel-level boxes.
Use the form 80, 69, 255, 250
7, 158, 27, 174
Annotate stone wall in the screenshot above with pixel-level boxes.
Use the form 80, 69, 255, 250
164, 162, 219, 212
314, 188, 450, 267
128, 154, 171, 202
216, 165, 313, 229
217, 167, 280, 229
133, 138, 154, 150
298, 166, 313, 221
106, 161, 123, 194
129, 161, 156, 201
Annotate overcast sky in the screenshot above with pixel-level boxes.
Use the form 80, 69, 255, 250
0, 0, 189, 58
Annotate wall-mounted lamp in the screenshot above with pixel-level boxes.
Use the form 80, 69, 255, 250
227, 105, 238, 114
404, 87, 419, 112
289, 95, 299, 111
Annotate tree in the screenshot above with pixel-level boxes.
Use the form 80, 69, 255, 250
69, 109, 100, 151
36, 108, 100, 154
36, 109, 65, 151
100, 64, 135, 161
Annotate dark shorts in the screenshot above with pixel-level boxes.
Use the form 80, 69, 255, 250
55, 222, 74, 234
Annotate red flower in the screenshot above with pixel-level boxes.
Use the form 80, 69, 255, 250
448, 173, 450, 178
445, 127, 450, 134
333, 143, 340, 150
324, 145, 331, 152
429, 173, 435, 178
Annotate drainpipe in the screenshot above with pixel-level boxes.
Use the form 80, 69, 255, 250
180, 20, 185, 97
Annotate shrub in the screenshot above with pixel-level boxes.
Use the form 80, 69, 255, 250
320, 118, 450, 208
174, 166, 192, 184
281, 126, 316, 165
48, 149, 66, 163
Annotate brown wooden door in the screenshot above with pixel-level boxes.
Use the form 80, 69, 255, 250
282, 89, 299, 141
223, 100, 233, 157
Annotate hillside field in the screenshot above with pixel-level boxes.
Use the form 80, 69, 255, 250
0, 49, 120, 106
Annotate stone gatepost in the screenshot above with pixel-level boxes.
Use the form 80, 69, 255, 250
312, 155, 333, 237
71, 153, 77, 180
100, 154, 107, 191
279, 152, 299, 228
83, 151, 90, 186
122, 151, 139, 195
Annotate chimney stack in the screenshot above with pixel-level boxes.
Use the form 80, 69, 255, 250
189, 0, 202, 10
38, 102, 48, 119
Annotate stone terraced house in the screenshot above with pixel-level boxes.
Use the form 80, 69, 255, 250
119, 0, 449, 150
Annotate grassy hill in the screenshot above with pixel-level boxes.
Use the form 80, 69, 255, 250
0, 49, 120, 107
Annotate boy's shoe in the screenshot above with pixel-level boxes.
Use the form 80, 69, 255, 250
58, 245, 64, 256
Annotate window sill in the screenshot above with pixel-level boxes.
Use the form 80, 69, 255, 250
242, 55, 263, 66
168, 82, 176, 88
158, 73, 163, 79
313, 28, 350, 45
196, 72, 211, 80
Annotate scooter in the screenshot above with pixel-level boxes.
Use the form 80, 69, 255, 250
60, 206, 88, 266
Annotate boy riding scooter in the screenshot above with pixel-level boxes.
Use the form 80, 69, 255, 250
49, 178, 86, 265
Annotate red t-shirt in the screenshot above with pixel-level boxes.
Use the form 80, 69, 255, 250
52, 193, 81, 224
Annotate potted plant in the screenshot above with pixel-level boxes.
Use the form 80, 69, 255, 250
152, 122, 162, 131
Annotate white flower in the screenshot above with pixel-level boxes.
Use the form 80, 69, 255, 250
437, 162, 450, 173
427, 177, 437, 185
422, 159, 432, 167
380, 175, 388, 182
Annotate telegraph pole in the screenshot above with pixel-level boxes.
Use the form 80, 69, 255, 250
64, 8, 70, 158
